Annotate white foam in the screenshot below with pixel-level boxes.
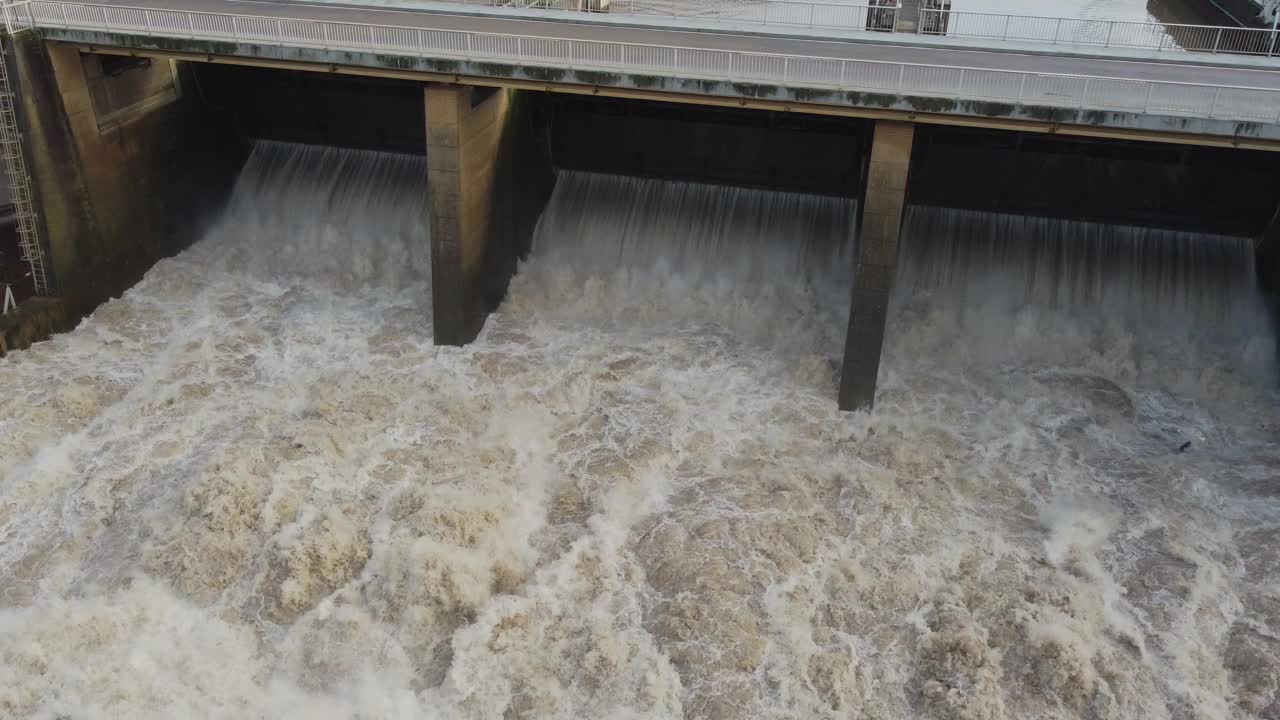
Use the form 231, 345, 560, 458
1, 147, 1278, 719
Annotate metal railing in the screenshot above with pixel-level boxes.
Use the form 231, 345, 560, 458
466, 0, 900, 32
15, 0, 1280, 124
1, 1, 36, 33
0, 35, 47, 296
919, 9, 1280, 56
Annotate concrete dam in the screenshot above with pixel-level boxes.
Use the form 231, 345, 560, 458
5, 33, 1280, 407
2, 5, 1280, 719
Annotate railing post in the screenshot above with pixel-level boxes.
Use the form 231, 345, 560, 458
1053, 17, 1061, 44
230, 15, 238, 38
1017, 74, 1026, 102
956, 68, 964, 98
1213, 27, 1222, 53
809, 2, 814, 27
1104, 21, 1114, 47
783, 56, 789, 80
1002, 14, 1010, 41
144, 9, 151, 32
1080, 77, 1089, 107
187, 10, 193, 36
898, 63, 905, 91
322, 21, 328, 48
60, 2, 67, 28
1209, 86, 1222, 117
275, 18, 282, 42
1143, 82, 1154, 112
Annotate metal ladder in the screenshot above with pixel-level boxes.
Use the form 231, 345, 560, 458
0, 20, 46, 296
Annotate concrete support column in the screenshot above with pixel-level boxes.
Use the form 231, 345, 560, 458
426, 85, 552, 345
1258, 202, 1280, 293
839, 120, 914, 412
6, 36, 94, 305
8, 38, 240, 321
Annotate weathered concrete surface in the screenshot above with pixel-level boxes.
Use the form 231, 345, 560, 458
1259, 202, 1280, 293
547, 94, 864, 196
840, 120, 913, 412
9, 37, 242, 321
428, 86, 553, 345
41, 28, 1280, 147
910, 125, 1280, 236
7, 33, 88, 302
0, 296, 67, 357
192, 62, 427, 154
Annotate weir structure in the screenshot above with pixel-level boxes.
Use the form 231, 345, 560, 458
3, 0, 1280, 406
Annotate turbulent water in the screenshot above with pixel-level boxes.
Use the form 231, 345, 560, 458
2, 142, 1279, 720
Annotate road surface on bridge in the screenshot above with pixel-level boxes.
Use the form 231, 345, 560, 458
63, 0, 1280, 89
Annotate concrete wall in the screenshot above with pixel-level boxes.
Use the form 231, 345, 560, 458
428, 86, 554, 344
8, 38, 242, 321
1259, 203, 1280, 294
909, 125, 1280, 237
190, 63, 426, 154
547, 95, 867, 196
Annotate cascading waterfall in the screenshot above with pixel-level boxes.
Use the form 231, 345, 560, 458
0, 143, 1277, 720
523, 171, 1272, 375
898, 204, 1265, 327
890, 204, 1274, 383
191, 140, 432, 291
532, 170, 856, 284
517, 170, 859, 352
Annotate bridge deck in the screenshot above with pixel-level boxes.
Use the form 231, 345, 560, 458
64, 0, 1280, 90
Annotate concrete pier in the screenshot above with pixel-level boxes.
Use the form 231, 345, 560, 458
1259, 201, 1280, 292
839, 120, 914, 412
426, 85, 553, 345
6, 36, 240, 320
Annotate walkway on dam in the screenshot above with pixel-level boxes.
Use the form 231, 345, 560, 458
51, 0, 1280, 90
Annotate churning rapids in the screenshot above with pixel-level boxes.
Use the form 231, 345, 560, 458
2, 141, 1280, 720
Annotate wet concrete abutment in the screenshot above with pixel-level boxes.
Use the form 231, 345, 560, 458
840, 120, 914, 412
426, 85, 553, 346
6, 36, 241, 322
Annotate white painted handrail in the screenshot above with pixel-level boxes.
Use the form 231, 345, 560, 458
458, 0, 901, 32
15, 0, 1280, 124
919, 8, 1280, 57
